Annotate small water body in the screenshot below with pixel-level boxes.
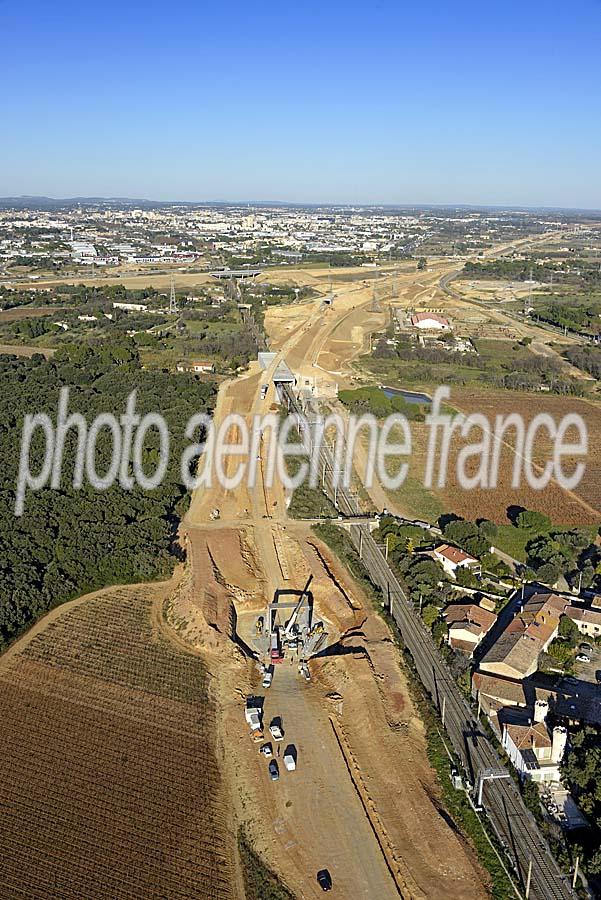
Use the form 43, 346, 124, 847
382, 386, 431, 405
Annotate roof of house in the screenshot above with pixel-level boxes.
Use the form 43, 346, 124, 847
566, 606, 601, 627
410, 312, 450, 327
444, 603, 497, 634
434, 544, 477, 566
480, 591, 567, 678
506, 592, 567, 645
472, 672, 527, 705
480, 630, 543, 678
450, 637, 479, 653
505, 722, 552, 751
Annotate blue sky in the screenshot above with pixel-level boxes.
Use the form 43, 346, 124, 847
1, 0, 600, 207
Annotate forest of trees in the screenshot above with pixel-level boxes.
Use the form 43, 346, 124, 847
534, 297, 601, 337
565, 345, 601, 379
0, 345, 216, 649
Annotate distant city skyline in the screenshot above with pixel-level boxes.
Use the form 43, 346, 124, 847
2, 0, 600, 208
1, 195, 601, 214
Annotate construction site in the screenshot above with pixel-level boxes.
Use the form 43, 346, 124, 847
164, 254, 531, 900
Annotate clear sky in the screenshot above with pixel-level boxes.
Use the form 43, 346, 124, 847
2, 0, 600, 207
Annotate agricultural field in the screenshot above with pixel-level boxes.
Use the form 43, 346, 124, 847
404, 389, 601, 525
0, 586, 234, 900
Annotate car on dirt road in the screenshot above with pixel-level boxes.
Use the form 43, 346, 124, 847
260, 743, 273, 758
268, 760, 279, 781
576, 654, 591, 663
579, 642, 593, 654
317, 869, 332, 891
262, 667, 273, 689
269, 718, 284, 741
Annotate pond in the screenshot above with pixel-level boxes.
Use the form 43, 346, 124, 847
381, 386, 431, 405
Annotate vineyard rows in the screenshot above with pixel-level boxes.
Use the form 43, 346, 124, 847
0, 590, 233, 899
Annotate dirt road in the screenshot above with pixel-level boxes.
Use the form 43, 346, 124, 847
259, 665, 398, 898
174, 257, 500, 899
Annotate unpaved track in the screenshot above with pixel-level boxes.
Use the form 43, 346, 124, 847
179, 256, 502, 899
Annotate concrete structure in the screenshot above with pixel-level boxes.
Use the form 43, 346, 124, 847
272, 361, 296, 384
258, 351, 277, 370
444, 603, 497, 655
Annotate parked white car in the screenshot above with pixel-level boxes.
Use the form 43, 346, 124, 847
269, 719, 284, 741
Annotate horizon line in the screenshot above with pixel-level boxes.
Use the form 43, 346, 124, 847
1, 195, 601, 215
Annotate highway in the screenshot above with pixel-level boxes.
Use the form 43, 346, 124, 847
282, 383, 574, 900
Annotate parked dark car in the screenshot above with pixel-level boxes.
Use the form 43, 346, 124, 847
317, 869, 332, 891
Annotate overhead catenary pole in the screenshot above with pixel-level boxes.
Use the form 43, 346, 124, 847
525, 858, 532, 899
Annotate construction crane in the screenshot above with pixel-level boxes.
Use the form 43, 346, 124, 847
283, 575, 313, 639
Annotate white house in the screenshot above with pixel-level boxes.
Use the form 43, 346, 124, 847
177, 360, 215, 374
443, 603, 497, 655
113, 302, 148, 312
432, 544, 479, 578
502, 722, 567, 783
410, 312, 450, 330
566, 605, 601, 639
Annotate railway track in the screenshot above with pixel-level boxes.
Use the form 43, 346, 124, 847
282, 383, 573, 900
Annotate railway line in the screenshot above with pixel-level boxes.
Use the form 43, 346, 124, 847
281, 383, 574, 900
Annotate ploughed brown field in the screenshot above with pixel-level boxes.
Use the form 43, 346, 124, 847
409, 389, 601, 525
0, 588, 233, 900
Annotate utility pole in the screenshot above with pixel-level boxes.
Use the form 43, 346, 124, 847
572, 856, 579, 889
169, 276, 178, 315
441, 695, 446, 727
525, 858, 532, 899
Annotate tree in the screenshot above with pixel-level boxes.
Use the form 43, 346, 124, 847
477, 519, 498, 542
432, 620, 449, 647
558, 614, 579, 647
546, 639, 573, 668
455, 566, 479, 588
516, 509, 551, 531
422, 605, 440, 628
417, 257, 426, 270
560, 726, 601, 874
536, 562, 561, 586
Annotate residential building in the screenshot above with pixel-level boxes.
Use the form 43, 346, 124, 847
176, 360, 215, 374
113, 302, 148, 312
566, 605, 601, 639
479, 592, 567, 680
502, 723, 567, 783
432, 543, 479, 578
443, 603, 497, 654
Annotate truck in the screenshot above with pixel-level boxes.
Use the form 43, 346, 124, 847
245, 698, 263, 739
270, 630, 284, 663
